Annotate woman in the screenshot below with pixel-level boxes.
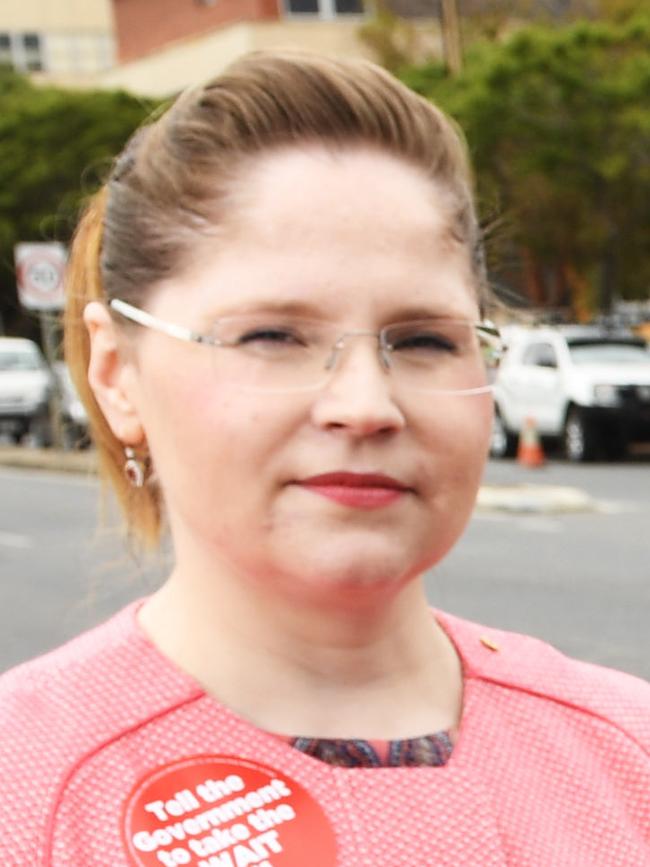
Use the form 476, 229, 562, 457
1, 52, 648, 867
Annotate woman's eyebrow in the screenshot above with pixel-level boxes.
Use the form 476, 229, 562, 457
381, 305, 478, 323
385, 306, 454, 321
197, 301, 475, 326
199, 299, 323, 322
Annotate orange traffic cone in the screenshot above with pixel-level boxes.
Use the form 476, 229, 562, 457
517, 417, 546, 468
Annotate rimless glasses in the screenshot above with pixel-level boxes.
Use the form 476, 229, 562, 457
109, 298, 503, 395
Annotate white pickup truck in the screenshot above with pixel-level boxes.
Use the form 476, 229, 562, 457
490, 326, 650, 461
0, 337, 53, 444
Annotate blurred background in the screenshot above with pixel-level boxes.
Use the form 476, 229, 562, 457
1, 0, 648, 677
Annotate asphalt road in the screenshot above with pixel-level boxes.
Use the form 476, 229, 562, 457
433, 458, 650, 679
1, 457, 648, 680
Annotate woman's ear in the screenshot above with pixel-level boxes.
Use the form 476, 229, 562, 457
83, 301, 145, 445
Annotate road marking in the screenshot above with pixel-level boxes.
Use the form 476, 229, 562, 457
473, 513, 563, 532
0, 530, 33, 549
597, 500, 642, 515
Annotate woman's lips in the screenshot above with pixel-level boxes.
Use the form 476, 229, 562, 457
296, 472, 410, 509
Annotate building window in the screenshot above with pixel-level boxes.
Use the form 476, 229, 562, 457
0, 33, 11, 67
22, 33, 43, 71
96, 34, 115, 71
287, 0, 320, 10
334, 0, 364, 11
0, 31, 46, 73
285, 0, 363, 16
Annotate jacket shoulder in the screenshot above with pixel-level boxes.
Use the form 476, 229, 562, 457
0, 602, 200, 862
437, 611, 650, 752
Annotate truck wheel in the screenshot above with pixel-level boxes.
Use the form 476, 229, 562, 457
490, 410, 517, 459
563, 408, 599, 462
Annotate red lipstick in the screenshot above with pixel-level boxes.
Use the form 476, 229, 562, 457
297, 472, 409, 509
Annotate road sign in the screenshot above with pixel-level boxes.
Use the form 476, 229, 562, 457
15, 242, 67, 311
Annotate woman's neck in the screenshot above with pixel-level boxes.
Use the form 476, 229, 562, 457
138, 561, 463, 740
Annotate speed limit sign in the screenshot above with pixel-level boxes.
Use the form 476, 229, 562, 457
15, 242, 67, 311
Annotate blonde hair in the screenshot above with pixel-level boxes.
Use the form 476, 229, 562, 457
64, 51, 486, 547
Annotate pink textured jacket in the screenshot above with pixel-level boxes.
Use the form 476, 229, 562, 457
1, 601, 649, 866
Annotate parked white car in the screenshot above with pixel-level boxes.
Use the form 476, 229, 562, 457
0, 337, 53, 444
491, 326, 650, 461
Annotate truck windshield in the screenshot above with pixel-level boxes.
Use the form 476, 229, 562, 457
0, 350, 41, 371
568, 341, 650, 365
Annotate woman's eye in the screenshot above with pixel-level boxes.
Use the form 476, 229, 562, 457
237, 327, 305, 347
393, 332, 457, 353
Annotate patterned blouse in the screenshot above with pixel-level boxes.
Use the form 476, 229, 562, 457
284, 731, 454, 768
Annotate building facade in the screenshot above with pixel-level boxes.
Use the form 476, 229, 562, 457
0, 0, 434, 94
113, 0, 279, 65
0, 0, 115, 84
105, 0, 374, 95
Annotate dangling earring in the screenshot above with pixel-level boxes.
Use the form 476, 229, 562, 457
123, 446, 145, 488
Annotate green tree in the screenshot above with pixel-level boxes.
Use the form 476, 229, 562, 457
400, 16, 650, 315
0, 71, 158, 338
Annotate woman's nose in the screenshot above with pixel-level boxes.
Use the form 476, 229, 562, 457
310, 340, 405, 437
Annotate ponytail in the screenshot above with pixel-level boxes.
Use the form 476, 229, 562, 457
64, 187, 162, 548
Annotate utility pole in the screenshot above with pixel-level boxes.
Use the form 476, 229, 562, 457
14, 242, 67, 449
439, 0, 463, 75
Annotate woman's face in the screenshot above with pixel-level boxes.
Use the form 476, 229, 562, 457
115, 147, 493, 606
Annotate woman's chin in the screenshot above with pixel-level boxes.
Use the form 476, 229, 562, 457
268, 540, 431, 609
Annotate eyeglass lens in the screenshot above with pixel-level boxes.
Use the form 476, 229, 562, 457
206, 316, 500, 393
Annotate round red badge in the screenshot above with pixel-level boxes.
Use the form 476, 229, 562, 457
122, 755, 337, 867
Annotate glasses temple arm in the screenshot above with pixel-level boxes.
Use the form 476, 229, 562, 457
109, 299, 205, 344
